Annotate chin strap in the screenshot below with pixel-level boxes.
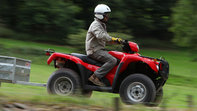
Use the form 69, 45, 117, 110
111, 37, 123, 44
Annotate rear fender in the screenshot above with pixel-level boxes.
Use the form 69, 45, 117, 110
47, 52, 100, 75
47, 53, 84, 65
119, 55, 158, 74
47, 53, 94, 88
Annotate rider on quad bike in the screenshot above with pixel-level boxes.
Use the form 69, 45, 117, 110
45, 4, 169, 106
86, 4, 123, 86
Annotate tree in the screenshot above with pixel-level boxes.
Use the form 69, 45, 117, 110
170, 0, 197, 48
0, 0, 82, 44
0, 0, 21, 29
72, 0, 99, 28
170, 0, 197, 60
72, 0, 177, 40
122, 0, 177, 40
0, 0, 177, 43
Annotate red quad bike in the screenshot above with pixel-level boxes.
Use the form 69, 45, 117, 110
45, 40, 169, 106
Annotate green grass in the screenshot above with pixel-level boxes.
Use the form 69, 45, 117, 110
0, 38, 197, 109
0, 38, 76, 54
140, 49, 197, 88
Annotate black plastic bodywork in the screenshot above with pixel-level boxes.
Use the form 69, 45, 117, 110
75, 62, 124, 92
140, 55, 169, 80
159, 60, 169, 80
71, 53, 103, 67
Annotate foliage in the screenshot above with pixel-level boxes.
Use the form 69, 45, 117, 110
72, 0, 99, 28
170, 0, 197, 60
72, 0, 177, 40
67, 29, 86, 54
106, 32, 134, 51
135, 38, 177, 50
0, 38, 76, 65
0, 0, 177, 43
101, 0, 176, 40
170, 0, 197, 47
0, 26, 16, 38
0, 0, 83, 44
67, 29, 134, 53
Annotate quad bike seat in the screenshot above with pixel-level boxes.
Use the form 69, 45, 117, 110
71, 53, 103, 67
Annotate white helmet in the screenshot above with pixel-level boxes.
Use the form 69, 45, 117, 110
94, 4, 111, 20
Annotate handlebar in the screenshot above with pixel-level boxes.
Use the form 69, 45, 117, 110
45, 48, 55, 56
121, 40, 128, 45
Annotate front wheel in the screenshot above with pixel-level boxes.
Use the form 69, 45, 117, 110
119, 74, 156, 105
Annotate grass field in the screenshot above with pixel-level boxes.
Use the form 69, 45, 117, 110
0, 38, 197, 110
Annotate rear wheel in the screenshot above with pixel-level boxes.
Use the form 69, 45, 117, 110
47, 68, 80, 96
119, 74, 156, 105
47, 68, 93, 97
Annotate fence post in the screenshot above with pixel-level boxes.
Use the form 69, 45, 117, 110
187, 95, 193, 111
160, 98, 167, 111
0, 100, 2, 111
114, 97, 120, 111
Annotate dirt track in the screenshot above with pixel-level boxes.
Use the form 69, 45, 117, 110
1, 102, 194, 111
0, 98, 195, 111
0, 101, 112, 111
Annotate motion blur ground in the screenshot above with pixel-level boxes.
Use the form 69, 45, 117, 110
0, 86, 197, 111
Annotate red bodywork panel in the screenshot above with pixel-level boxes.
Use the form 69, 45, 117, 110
109, 51, 158, 74
129, 42, 139, 52
47, 51, 159, 85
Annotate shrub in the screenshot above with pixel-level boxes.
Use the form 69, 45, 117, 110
0, 26, 15, 38
67, 29, 134, 53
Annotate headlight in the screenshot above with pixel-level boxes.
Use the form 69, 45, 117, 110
156, 65, 159, 70
137, 45, 139, 50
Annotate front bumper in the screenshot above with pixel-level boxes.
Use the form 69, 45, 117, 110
159, 60, 169, 80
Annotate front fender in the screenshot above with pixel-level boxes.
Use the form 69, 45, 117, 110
119, 55, 158, 74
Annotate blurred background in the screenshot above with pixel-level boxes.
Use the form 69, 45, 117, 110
0, 0, 197, 111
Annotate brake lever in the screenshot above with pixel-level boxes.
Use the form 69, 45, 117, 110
45, 48, 55, 53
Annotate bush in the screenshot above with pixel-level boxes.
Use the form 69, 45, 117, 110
106, 32, 134, 51
0, 26, 45, 43
0, 26, 15, 38
170, 0, 197, 48
170, 0, 197, 61
67, 29, 134, 54
67, 29, 86, 54
0, 0, 83, 44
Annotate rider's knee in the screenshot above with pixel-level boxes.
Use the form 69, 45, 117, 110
110, 57, 117, 66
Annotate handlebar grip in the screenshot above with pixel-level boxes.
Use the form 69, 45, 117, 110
112, 37, 124, 44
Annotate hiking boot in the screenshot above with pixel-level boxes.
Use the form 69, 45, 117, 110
88, 74, 105, 87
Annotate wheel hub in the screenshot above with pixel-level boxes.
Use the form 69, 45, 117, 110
54, 77, 73, 95
127, 82, 147, 102
58, 81, 72, 93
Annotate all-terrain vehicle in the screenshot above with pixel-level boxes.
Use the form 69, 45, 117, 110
45, 40, 169, 106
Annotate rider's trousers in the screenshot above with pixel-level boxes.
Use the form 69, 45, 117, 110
88, 50, 117, 79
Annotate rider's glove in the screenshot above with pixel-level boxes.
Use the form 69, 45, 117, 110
111, 37, 123, 44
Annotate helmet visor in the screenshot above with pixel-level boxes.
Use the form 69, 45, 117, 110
105, 12, 110, 18
103, 13, 110, 21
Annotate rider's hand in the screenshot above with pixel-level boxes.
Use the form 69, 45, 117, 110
111, 37, 123, 44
